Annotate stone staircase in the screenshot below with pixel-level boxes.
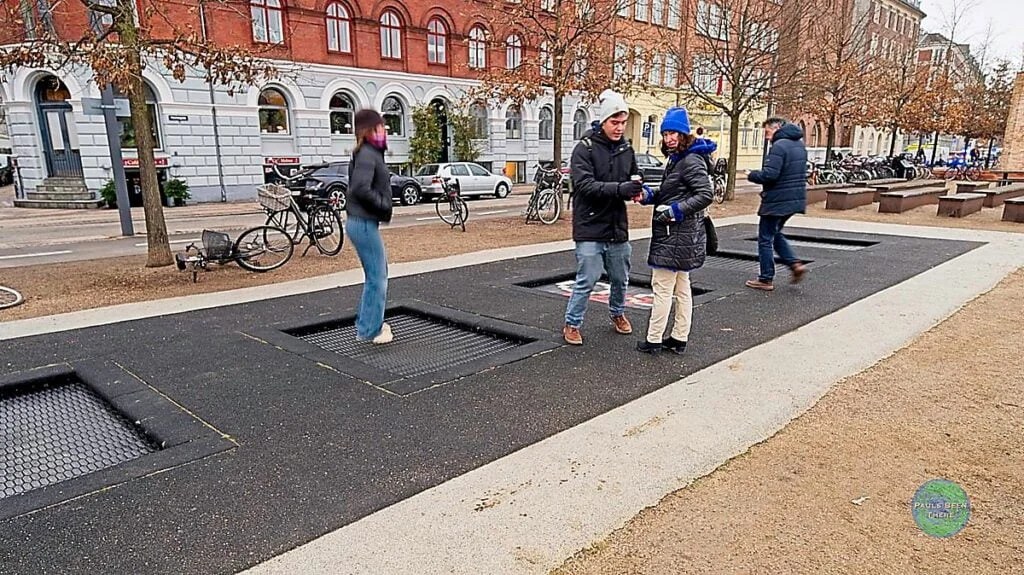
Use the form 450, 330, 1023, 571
14, 177, 105, 209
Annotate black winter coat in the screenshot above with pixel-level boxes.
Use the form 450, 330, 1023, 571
748, 123, 808, 217
647, 144, 715, 272
569, 129, 640, 243
347, 144, 393, 223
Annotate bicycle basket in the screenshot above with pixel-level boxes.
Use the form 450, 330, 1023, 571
202, 229, 233, 260
257, 183, 292, 212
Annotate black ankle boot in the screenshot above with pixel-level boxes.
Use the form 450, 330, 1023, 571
662, 337, 687, 355
636, 340, 661, 354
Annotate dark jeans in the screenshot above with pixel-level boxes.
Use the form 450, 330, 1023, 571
757, 215, 799, 282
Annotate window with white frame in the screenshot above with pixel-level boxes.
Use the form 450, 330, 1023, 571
326, 3, 351, 52
258, 87, 290, 134
469, 26, 487, 69
471, 102, 489, 139
118, 83, 161, 149
505, 106, 523, 140
379, 11, 402, 59
651, 0, 664, 26
649, 53, 663, 85
572, 48, 587, 80
329, 92, 355, 135
693, 56, 719, 93
632, 46, 644, 80
382, 95, 404, 136
573, 109, 589, 140
541, 0, 555, 11
664, 53, 678, 86
539, 106, 554, 140
697, 1, 727, 40
617, 0, 630, 17
539, 42, 553, 76
873, 2, 880, 23
614, 43, 628, 77
251, 0, 284, 44
635, 0, 648, 21
506, 35, 522, 69
667, 0, 681, 28
427, 18, 447, 64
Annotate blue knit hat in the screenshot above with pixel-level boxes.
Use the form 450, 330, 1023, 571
660, 107, 691, 135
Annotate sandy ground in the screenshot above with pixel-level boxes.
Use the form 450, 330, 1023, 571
553, 268, 1024, 575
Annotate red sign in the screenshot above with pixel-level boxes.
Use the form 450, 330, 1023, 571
123, 157, 169, 168
264, 157, 300, 165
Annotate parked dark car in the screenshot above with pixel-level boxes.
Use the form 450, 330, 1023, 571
635, 153, 665, 188
286, 162, 422, 209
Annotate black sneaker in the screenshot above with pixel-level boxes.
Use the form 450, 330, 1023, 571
636, 340, 661, 354
662, 337, 688, 355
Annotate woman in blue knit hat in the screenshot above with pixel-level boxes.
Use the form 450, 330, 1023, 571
633, 106, 715, 354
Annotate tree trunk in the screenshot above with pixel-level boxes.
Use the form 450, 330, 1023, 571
118, 5, 172, 267
930, 132, 939, 166
552, 90, 563, 168
985, 137, 994, 168
825, 113, 836, 163
725, 113, 741, 201
889, 123, 899, 158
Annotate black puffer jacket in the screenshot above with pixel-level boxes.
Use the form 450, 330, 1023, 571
569, 129, 640, 243
748, 123, 807, 217
647, 139, 716, 272
347, 143, 393, 223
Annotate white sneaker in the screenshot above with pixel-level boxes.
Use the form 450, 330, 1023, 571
372, 322, 393, 344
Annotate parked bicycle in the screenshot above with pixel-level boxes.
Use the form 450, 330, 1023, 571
260, 183, 345, 256
711, 158, 728, 204
943, 161, 983, 182
0, 285, 24, 309
175, 228, 294, 282
525, 164, 563, 225
435, 177, 468, 232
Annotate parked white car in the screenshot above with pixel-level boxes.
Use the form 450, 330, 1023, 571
415, 162, 513, 199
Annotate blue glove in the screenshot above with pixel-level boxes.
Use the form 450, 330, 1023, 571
654, 202, 685, 224
634, 185, 655, 205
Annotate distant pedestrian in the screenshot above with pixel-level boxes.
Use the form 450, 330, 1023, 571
633, 107, 715, 355
347, 109, 394, 344
562, 89, 642, 346
745, 118, 807, 292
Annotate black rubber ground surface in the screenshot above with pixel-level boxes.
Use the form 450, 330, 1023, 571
0, 224, 979, 574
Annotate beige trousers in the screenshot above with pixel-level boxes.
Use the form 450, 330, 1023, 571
646, 268, 693, 344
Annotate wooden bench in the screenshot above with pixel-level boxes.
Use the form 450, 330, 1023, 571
870, 180, 949, 202
1002, 197, 1024, 223
852, 178, 904, 187
825, 187, 876, 210
877, 186, 948, 213
806, 182, 851, 204
952, 181, 992, 195
937, 193, 986, 218
982, 183, 1024, 208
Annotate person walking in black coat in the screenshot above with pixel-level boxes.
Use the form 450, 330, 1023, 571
562, 89, 643, 346
346, 109, 394, 343
745, 118, 807, 291
633, 107, 715, 354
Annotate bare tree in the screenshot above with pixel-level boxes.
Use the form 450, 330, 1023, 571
666, 0, 806, 199
864, 47, 929, 158
473, 0, 646, 169
1, 0, 280, 267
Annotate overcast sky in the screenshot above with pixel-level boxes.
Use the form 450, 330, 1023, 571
918, 0, 1022, 68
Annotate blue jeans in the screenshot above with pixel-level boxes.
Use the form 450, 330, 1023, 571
564, 241, 632, 328
757, 215, 799, 282
346, 216, 389, 340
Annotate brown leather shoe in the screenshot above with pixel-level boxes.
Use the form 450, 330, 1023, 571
563, 325, 583, 345
611, 315, 633, 334
791, 263, 807, 284
745, 279, 775, 291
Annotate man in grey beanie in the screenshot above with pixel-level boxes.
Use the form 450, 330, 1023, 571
562, 90, 642, 346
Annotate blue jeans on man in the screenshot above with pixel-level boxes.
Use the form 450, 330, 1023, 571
346, 216, 388, 340
756, 214, 799, 283
564, 241, 632, 328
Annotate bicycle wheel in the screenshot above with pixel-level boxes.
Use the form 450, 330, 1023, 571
0, 285, 24, 309
266, 208, 303, 244
714, 178, 727, 204
309, 205, 344, 255
536, 190, 561, 224
436, 196, 469, 226
234, 225, 294, 272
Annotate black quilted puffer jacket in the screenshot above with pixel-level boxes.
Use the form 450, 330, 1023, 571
647, 140, 715, 272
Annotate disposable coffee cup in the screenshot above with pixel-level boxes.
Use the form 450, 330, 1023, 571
631, 175, 642, 184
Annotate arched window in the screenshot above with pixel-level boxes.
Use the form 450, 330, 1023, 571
539, 106, 553, 141
506, 35, 522, 70
505, 106, 522, 140
258, 87, 290, 134
427, 18, 447, 64
326, 3, 351, 53
573, 109, 589, 140
329, 92, 355, 135
382, 95, 404, 136
811, 123, 821, 147
469, 26, 487, 69
470, 102, 489, 139
380, 11, 402, 59
539, 41, 553, 76
250, 0, 284, 44
117, 83, 160, 149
